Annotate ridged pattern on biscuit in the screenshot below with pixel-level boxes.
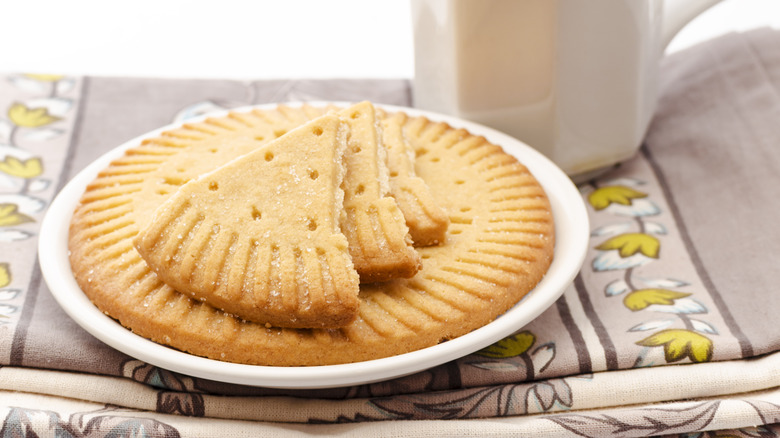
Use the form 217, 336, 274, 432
133, 115, 360, 328
381, 112, 449, 246
340, 197, 421, 282
139, 211, 358, 328
68, 104, 554, 366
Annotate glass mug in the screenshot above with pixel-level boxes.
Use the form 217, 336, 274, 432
411, 0, 722, 181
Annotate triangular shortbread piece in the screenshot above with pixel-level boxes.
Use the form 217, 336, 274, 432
134, 114, 360, 328
337, 102, 422, 282
381, 112, 449, 246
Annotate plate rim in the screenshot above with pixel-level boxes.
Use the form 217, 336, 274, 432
38, 101, 589, 389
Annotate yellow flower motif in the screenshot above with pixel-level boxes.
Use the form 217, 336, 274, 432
637, 329, 713, 363
588, 185, 647, 210
0, 156, 43, 179
0, 263, 9, 288
595, 233, 660, 258
476, 331, 535, 358
8, 102, 61, 128
0, 203, 34, 227
624, 289, 691, 311
24, 73, 65, 82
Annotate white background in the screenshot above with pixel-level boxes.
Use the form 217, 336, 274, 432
1, 0, 779, 79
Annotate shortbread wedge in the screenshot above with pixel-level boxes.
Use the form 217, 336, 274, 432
381, 112, 449, 246
338, 102, 422, 282
134, 114, 360, 328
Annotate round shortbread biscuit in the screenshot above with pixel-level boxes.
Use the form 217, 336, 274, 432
68, 104, 555, 366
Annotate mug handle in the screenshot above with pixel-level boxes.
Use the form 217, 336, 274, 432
662, 0, 724, 49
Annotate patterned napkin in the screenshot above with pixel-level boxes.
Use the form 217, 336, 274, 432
1, 29, 779, 437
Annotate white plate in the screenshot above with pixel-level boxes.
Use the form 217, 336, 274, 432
39, 103, 589, 389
